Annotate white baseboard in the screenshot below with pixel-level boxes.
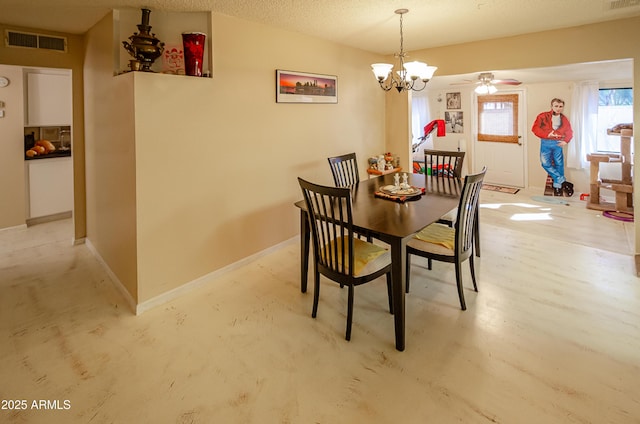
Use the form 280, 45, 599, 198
85, 236, 298, 316
135, 237, 298, 315
84, 238, 138, 315
26, 211, 72, 226
0, 223, 28, 233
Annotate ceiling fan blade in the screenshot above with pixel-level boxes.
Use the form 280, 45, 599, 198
450, 80, 478, 85
492, 79, 522, 85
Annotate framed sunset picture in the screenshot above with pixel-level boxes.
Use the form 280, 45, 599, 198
276, 70, 338, 103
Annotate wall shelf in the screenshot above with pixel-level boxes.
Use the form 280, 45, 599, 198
113, 9, 213, 77
367, 167, 402, 178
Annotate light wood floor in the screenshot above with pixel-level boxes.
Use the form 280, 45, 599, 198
1, 188, 639, 423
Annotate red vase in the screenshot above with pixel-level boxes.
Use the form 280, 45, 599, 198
182, 32, 206, 76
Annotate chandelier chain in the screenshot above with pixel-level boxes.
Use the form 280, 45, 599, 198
399, 12, 404, 58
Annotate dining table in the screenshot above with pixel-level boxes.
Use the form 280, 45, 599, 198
295, 172, 461, 351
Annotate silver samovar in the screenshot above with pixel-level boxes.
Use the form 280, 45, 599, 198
122, 8, 165, 72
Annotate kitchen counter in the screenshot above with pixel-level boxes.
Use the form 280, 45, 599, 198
25, 149, 72, 160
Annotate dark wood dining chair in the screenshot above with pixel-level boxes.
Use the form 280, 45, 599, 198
298, 177, 393, 341
327, 152, 374, 242
424, 149, 481, 259
405, 167, 486, 310
328, 153, 360, 188
424, 149, 466, 179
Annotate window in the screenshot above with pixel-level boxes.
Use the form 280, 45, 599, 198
477, 94, 519, 143
596, 88, 633, 152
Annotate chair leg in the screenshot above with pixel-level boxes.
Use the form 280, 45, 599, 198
312, 272, 320, 318
346, 285, 354, 341
454, 261, 466, 311
405, 254, 412, 293
386, 273, 394, 314
469, 254, 478, 292
474, 209, 481, 257
428, 258, 432, 270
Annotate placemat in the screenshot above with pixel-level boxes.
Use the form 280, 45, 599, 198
374, 187, 425, 203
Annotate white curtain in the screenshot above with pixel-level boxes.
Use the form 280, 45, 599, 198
568, 81, 599, 169
411, 94, 433, 154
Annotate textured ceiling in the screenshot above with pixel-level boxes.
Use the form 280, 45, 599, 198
2, 0, 640, 54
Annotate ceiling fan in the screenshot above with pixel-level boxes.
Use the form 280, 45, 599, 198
452, 72, 522, 94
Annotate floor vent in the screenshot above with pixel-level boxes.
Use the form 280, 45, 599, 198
5, 30, 67, 52
606, 0, 640, 10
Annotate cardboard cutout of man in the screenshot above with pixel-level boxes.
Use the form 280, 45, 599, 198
531, 98, 575, 196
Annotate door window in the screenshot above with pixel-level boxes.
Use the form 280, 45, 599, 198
477, 94, 519, 143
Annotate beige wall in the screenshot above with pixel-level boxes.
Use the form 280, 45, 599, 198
0, 23, 87, 240
412, 17, 639, 76
0, 65, 27, 229
386, 91, 412, 169
84, 13, 386, 304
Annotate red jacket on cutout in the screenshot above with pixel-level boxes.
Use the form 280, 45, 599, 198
531, 111, 573, 142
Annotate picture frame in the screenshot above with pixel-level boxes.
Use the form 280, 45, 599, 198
446, 92, 461, 109
276, 70, 337, 103
445, 111, 464, 134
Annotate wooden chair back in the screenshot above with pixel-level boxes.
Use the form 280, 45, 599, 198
328, 153, 360, 188
424, 149, 466, 179
454, 167, 486, 260
298, 178, 356, 277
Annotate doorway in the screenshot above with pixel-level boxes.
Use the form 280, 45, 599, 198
23, 66, 74, 240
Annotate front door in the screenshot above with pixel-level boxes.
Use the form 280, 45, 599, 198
473, 90, 526, 187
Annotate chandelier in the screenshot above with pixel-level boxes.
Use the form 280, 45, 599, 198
371, 9, 437, 93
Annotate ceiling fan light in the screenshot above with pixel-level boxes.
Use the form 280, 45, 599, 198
488, 84, 498, 94
475, 85, 489, 95
371, 63, 393, 81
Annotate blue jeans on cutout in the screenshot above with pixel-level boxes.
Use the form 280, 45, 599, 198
540, 139, 566, 188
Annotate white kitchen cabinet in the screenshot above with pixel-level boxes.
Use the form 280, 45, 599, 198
27, 157, 73, 218
26, 72, 72, 126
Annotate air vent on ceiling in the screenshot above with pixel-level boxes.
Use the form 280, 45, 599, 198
5, 30, 67, 52
606, 0, 640, 10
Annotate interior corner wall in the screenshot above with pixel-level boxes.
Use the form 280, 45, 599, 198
385, 91, 412, 168
84, 13, 139, 303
